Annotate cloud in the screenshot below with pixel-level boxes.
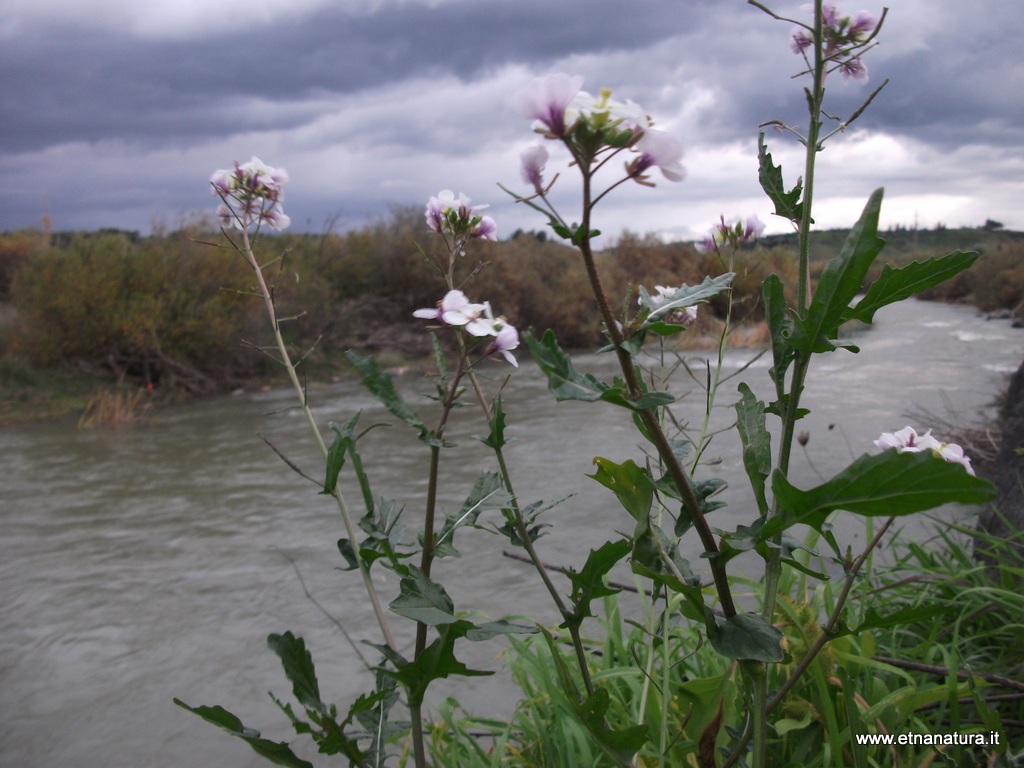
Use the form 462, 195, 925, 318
1, 0, 1021, 237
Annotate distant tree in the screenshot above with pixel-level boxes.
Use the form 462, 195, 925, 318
984, 218, 1005, 231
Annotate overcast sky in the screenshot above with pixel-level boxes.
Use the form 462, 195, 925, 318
2, 0, 1022, 243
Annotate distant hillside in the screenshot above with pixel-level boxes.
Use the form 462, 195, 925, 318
762, 225, 1024, 264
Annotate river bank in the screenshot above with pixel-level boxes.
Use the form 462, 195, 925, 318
0, 309, 775, 427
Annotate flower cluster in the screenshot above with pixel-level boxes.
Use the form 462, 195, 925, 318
699, 215, 766, 252
210, 157, 291, 231
875, 426, 975, 476
514, 73, 684, 186
791, 3, 878, 83
413, 289, 520, 366
425, 190, 497, 242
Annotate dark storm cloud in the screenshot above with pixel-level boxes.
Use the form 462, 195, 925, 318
1, 0, 1021, 235
0, 0, 723, 153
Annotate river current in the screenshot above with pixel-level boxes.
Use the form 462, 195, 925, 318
1, 298, 1021, 767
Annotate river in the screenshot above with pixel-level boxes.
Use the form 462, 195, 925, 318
1, 298, 1021, 767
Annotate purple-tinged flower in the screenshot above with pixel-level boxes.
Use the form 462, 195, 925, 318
412, 291, 519, 366
210, 168, 234, 195
791, 3, 879, 85
514, 73, 584, 138
847, 11, 877, 39
875, 425, 937, 453
698, 214, 765, 251
425, 190, 494, 239
426, 190, 469, 233
486, 321, 520, 367
628, 129, 685, 184
476, 215, 498, 242
875, 426, 975, 475
210, 157, 290, 231
216, 203, 235, 228
839, 56, 868, 83
520, 145, 549, 192
261, 207, 291, 231
791, 27, 813, 54
743, 215, 766, 240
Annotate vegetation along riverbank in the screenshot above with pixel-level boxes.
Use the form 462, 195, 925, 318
1, 216, 1021, 425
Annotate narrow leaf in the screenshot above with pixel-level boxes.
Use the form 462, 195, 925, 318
525, 330, 673, 411
173, 699, 314, 768
464, 620, 538, 641
345, 351, 441, 446
790, 188, 887, 355
381, 620, 493, 702
735, 383, 772, 515
474, 397, 507, 449
266, 632, 324, 714
852, 604, 953, 634
564, 539, 632, 626
322, 412, 361, 495
639, 273, 734, 326
763, 273, 794, 389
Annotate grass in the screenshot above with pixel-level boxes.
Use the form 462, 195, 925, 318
77, 387, 151, 428
0, 359, 114, 425
411, 518, 1024, 767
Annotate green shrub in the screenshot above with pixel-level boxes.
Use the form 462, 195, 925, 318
9, 229, 259, 391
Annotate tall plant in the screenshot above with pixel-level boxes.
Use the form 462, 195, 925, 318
175, 3, 999, 767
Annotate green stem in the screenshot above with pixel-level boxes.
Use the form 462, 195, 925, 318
574, 163, 736, 617
722, 516, 896, 768
238, 225, 397, 652
409, 699, 427, 768
409, 352, 466, 768
754, 5, 828, 764
466, 371, 596, 697
690, 249, 736, 472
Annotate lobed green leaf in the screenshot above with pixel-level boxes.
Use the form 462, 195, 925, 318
768, 449, 996, 542
389, 566, 458, 625
735, 383, 772, 516
588, 458, 653, 521
758, 132, 804, 222
844, 250, 979, 324
266, 632, 324, 716
525, 329, 673, 411
345, 351, 444, 447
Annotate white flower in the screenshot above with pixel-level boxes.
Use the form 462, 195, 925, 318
463, 301, 497, 337
875, 426, 975, 476
413, 290, 485, 327
210, 157, 290, 230
514, 73, 584, 137
630, 129, 685, 183
566, 88, 648, 134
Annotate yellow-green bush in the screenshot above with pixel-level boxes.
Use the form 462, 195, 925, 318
9, 229, 259, 391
